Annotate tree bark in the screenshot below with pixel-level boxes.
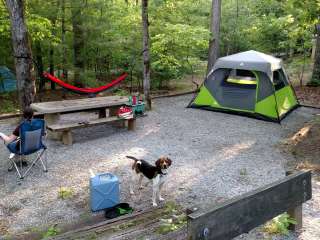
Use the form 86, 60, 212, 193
5, 0, 35, 110
207, 0, 222, 74
71, 2, 85, 86
48, 12, 57, 90
311, 24, 320, 83
141, 0, 151, 109
49, 41, 56, 90
61, 0, 68, 80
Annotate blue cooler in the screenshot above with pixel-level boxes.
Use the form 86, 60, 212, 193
90, 173, 120, 212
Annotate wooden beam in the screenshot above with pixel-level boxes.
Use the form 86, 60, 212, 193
47, 117, 124, 132
31, 96, 128, 114
187, 171, 312, 240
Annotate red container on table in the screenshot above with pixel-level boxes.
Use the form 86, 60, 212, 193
132, 95, 137, 105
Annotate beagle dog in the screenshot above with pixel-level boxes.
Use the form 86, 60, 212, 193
126, 156, 172, 207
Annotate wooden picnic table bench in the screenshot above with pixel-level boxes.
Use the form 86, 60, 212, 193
31, 96, 136, 145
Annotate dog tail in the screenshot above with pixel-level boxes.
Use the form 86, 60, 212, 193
127, 156, 141, 170
126, 156, 139, 162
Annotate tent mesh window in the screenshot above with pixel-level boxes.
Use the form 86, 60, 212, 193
273, 69, 287, 91
224, 69, 257, 89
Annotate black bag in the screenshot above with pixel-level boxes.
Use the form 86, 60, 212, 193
104, 203, 133, 219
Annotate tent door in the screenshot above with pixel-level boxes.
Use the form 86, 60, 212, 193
219, 70, 257, 111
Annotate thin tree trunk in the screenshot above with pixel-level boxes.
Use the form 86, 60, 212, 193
5, 0, 35, 110
141, 0, 151, 109
35, 41, 45, 91
207, 0, 222, 74
311, 38, 316, 60
49, 42, 56, 90
311, 24, 320, 83
48, 10, 57, 90
71, 2, 85, 86
61, 0, 68, 80
300, 44, 306, 87
235, 0, 239, 53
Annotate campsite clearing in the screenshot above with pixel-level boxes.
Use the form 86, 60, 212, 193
0, 95, 319, 239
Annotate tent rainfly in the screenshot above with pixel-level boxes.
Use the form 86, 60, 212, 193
188, 50, 299, 122
0, 66, 17, 93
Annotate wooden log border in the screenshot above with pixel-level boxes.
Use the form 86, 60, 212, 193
187, 170, 312, 240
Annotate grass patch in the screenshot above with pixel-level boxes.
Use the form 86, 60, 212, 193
239, 168, 248, 176
26, 226, 42, 234
0, 92, 20, 114
42, 225, 60, 238
84, 232, 97, 240
264, 213, 296, 236
156, 201, 187, 235
57, 187, 74, 200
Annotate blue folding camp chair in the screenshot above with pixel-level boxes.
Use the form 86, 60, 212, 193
6, 119, 47, 179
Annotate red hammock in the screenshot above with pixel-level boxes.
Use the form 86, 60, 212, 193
43, 72, 128, 95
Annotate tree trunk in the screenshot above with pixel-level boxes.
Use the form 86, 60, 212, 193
311, 38, 316, 60
311, 24, 320, 83
35, 41, 45, 91
141, 0, 151, 109
207, 0, 222, 74
5, 0, 35, 110
234, 0, 239, 53
61, 0, 68, 80
48, 13, 57, 90
49, 42, 56, 90
71, 2, 85, 86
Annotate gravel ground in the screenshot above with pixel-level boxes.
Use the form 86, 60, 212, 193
0, 94, 319, 239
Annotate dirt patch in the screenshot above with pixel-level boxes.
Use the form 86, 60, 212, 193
282, 115, 320, 171
294, 86, 320, 108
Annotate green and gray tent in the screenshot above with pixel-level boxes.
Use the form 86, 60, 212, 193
188, 50, 299, 122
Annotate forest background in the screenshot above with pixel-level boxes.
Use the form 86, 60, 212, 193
0, 0, 319, 113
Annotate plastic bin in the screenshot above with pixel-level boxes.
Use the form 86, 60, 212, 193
90, 173, 120, 212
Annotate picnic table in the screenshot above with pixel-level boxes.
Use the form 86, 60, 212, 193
31, 96, 136, 145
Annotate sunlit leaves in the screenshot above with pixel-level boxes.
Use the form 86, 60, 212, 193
27, 14, 56, 42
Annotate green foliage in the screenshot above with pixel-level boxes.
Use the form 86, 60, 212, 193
0, 93, 19, 114
156, 201, 187, 235
57, 187, 74, 200
156, 215, 187, 234
113, 88, 130, 96
151, 23, 209, 82
264, 213, 297, 235
221, 0, 319, 56
1, 0, 319, 91
239, 168, 247, 176
42, 226, 60, 238
307, 79, 320, 87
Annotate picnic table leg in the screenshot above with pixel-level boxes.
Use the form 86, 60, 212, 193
288, 205, 303, 231
128, 118, 136, 131
45, 113, 62, 140
62, 130, 73, 145
285, 170, 303, 232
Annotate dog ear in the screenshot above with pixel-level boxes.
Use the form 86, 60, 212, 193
166, 158, 172, 166
155, 158, 162, 167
